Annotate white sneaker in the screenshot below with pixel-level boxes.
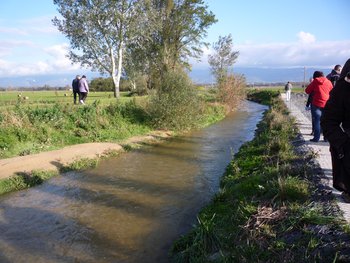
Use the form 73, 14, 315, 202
79, 100, 85, 105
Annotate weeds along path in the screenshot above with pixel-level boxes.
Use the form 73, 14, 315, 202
0, 131, 171, 179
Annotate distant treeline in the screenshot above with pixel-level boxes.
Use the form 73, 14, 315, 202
246, 81, 306, 87
0, 77, 144, 92
0, 80, 307, 92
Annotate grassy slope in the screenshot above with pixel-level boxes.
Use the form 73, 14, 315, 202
0, 89, 226, 195
0, 90, 128, 107
171, 90, 350, 263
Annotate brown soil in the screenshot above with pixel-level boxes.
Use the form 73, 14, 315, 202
0, 131, 172, 180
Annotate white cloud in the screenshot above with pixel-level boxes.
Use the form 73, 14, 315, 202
20, 16, 59, 35
194, 32, 350, 69
0, 15, 89, 80
0, 27, 28, 36
235, 40, 350, 68
0, 43, 81, 77
44, 43, 81, 71
0, 16, 58, 37
0, 58, 49, 76
297, 31, 316, 44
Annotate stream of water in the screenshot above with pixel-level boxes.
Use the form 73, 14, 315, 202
0, 100, 267, 263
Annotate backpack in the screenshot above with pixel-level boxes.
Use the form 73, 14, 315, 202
284, 83, 290, 91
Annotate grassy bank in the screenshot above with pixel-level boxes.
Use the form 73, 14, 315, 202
0, 89, 225, 159
0, 90, 128, 108
0, 90, 226, 195
0, 99, 152, 158
171, 90, 350, 262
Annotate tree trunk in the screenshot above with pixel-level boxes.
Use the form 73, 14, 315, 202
110, 48, 117, 98
131, 80, 136, 90
112, 75, 118, 98
109, 43, 123, 99
114, 41, 123, 99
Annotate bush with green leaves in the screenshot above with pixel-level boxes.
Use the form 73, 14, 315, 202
148, 70, 203, 130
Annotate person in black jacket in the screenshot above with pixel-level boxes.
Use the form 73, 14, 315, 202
321, 58, 350, 201
72, 75, 81, 104
326, 64, 342, 87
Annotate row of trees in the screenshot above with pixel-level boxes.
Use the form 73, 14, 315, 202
53, 0, 217, 98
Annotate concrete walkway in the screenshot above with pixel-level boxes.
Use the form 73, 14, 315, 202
282, 94, 350, 222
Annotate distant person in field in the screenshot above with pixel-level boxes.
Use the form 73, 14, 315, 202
78, 75, 89, 104
72, 75, 81, 104
305, 71, 333, 142
284, 81, 292, 101
326, 64, 342, 87
321, 58, 350, 202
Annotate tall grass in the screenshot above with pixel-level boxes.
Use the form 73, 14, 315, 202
0, 100, 152, 158
0, 86, 226, 158
171, 90, 345, 262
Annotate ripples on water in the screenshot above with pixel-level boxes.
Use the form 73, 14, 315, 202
0, 101, 267, 263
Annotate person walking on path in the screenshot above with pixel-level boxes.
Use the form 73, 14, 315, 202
321, 58, 350, 201
284, 81, 292, 101
305, 71, 333, 142
72, 75, 81, 104
78, 75, 89, 104
327, 64, 342, 87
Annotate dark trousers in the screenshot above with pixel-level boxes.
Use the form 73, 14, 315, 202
79, 92, 88, 102
73, 91, 80, 104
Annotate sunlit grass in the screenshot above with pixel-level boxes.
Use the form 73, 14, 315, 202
0, 170, 58, 195
171, 90, 346, 262
0, 90, 136, 109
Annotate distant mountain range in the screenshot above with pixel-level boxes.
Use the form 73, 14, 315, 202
0, 72, 102, 88
189, 67, 331, 84
0, 67, 332, 88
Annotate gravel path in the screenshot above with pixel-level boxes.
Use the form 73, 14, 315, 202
282, 92, 350, 260
287, 92, 312, 121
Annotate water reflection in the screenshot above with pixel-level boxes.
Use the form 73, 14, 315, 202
0, 100, 267, 263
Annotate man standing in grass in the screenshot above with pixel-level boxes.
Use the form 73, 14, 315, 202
72, 75, 81, 104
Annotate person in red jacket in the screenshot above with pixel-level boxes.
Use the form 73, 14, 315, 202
305, 71, 333, 142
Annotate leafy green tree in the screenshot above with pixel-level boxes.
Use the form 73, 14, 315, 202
89, 77, 114, 92
53, 0, 149, 98
208, 34, 239, 83
141, 0, 217, 88
90, 77, 131, 92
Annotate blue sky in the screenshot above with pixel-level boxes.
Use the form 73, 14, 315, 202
0, 0, 349, 79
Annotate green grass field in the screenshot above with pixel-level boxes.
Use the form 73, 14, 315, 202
0, 86, 306, 107
0, 90, 136, 108
247, 85, 305, 93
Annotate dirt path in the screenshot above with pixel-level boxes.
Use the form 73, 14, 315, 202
0, 131, 172, 180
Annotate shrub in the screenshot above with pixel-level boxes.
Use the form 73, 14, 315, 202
147, 70, 202, 130
27, 104, 64, 124
217, 74, 247, 111
0, 128, 17, 152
